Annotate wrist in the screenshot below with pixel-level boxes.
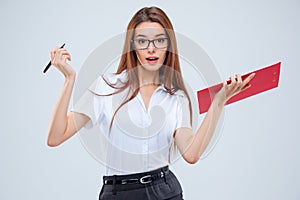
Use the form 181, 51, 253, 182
64, 74, 76, 85
65, 72, 76, 81
212, 97, 226, 108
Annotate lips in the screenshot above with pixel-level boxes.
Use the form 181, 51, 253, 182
146, 56, 159, 65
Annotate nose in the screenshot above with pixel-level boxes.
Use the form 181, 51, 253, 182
147, 41, 156, 52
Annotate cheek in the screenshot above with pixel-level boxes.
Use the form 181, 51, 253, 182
159, 51, 167, 62
135, 50, 144, 63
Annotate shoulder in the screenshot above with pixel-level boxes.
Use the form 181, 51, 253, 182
88, 70, 128, 95
171, 89, 190, 109
173, 89, 186, 97
159, 87, 190, 108
102, 70, 128, 85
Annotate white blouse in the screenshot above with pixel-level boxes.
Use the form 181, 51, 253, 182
72, 70, 191, 175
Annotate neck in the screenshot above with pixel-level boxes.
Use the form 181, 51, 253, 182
138, 66, 161, 87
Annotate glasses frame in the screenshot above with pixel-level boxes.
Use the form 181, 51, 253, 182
131, 37, 169, 50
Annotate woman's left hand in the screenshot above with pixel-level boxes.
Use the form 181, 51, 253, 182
214, 73, 256, 106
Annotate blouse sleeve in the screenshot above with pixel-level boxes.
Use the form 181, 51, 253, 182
175, 94, 192, 130
70, 76, 105, 129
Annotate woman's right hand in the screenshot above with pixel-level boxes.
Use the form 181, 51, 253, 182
50, 46, 76, 79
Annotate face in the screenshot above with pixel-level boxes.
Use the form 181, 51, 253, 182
133, 22, 168, 72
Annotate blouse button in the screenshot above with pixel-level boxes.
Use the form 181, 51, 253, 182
142, 141, 148, 153
144, 114, 151, 126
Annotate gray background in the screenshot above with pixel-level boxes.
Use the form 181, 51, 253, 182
0, 0, 299, 199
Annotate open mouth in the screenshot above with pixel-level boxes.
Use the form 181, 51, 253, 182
146, 57, 159, 61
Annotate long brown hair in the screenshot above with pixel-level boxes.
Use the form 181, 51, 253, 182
99, 6, 193, 130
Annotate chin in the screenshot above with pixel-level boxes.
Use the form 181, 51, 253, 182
142, 64, 163, 72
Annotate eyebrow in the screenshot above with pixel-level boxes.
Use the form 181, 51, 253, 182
135, 33, 167, 38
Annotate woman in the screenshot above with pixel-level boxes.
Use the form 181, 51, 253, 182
47, 6, 254, 199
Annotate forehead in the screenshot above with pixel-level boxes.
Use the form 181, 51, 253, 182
134, 22, 166, 37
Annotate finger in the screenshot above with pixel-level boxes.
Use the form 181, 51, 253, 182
56, 48, 67, 54
50, 46, 61, 59
57, 49, 70, 57
220, 80, 227, 99
50, 49, 55, 61
233, 74, 243, 91
51, 46, 61, 56
53, 46, 61, 51
57, 48, 67, 53
62, 52, 71, 61
246, 73, 256, 82
220, 79, 226, 90
236, 74, 242, 84
61, 54, 67, 62
52, 51, 69, 66
53, 51, 61, 60
52, 49, 60, 59
223, 80, 227, 87
241, 73, 255, 88
240, 83, 251, 93
229, 76, 236, 90
230, 76, 236, 84
58, 50, 70, 57
60, 51, 71, 61
55, 50, 68, 60
61, 50, 70, 56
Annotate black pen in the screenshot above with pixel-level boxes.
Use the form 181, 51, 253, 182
43, 43, 65, 73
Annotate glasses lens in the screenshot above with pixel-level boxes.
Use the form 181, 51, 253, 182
154, 38, 168, 49
134, 39, 148, 49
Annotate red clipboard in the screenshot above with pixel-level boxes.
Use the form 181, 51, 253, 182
197, 62, 281, 114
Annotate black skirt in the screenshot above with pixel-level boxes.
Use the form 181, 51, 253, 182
99, 166, 183, 200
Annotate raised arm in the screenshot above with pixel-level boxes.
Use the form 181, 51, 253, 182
46, 46, 90, 147
175, 73, 255, 164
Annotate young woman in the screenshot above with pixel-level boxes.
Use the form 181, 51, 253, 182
47, 6, 254, 200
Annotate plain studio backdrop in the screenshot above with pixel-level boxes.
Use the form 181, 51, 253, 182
0, 0, 299, 199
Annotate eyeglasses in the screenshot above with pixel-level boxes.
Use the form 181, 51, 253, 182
132, 38, 169, 50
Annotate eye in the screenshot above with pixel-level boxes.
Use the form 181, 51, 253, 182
137, 39, 147, 44
156, 38, 166, 43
